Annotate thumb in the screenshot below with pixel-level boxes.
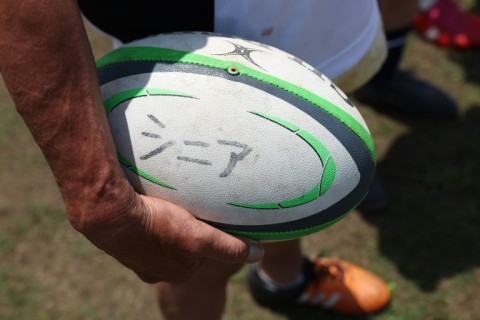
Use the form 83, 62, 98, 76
194, 222, 264, 264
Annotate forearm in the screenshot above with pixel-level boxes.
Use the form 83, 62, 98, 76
0, 0, 134, 228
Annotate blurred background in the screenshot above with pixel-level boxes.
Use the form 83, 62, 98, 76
1, 2, 479, 320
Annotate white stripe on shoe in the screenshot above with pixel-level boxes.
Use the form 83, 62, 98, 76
322, 292, 341, 308
296, 291, 341, 308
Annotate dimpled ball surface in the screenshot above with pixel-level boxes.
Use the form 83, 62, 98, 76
97, 32, 375, 241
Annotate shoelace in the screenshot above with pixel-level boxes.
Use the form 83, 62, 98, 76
314, 259, 346, 283
298, 259, 347, 306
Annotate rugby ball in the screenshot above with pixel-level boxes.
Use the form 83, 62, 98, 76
97, 32, 376, 241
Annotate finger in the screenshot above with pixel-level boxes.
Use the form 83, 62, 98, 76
141, 195, 263, 264
190, 221, 264, 264
125, 257, 200, 284
142, 195, 264, 264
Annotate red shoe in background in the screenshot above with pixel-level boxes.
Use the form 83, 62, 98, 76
414, 0, 480, 48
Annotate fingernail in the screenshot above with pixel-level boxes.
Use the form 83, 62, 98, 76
246, 241, 264, 263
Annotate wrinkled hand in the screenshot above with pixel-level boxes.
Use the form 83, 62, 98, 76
70, 191, 264, 283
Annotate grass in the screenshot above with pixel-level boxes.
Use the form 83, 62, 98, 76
1, 13, 480, 320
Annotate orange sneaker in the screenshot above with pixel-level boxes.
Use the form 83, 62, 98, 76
298, 257, 391, 315
247, 257, 391, 316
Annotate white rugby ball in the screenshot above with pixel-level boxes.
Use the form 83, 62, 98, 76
97, 32, 376, 241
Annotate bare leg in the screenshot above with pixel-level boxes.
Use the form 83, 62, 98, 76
378, 0, 419, 31
156, 259, 243, 320
157, 240, 304, 319
258, 239, 304, 283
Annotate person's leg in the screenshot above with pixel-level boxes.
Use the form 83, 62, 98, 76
355, 0, 457, 118
156, 259, 243, 320
258, 239, 304, 283
378, 0, 419, 32
372, 0, 418, 86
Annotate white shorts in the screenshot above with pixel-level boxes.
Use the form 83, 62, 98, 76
215, 0, 386, 86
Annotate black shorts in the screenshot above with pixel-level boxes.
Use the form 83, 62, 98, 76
78, 1, 214, 43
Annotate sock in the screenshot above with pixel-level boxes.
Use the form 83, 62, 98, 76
248, 258, 315, 305
368, 27, 411, 85
255, 264, 306, 292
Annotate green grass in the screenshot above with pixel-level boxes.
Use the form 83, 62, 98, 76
1, 16, 480, 320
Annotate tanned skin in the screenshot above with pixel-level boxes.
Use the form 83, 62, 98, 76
378, 0, 419, 31
0, 0, 263, 285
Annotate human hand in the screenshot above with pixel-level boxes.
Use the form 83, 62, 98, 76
70, 190, 264, 283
